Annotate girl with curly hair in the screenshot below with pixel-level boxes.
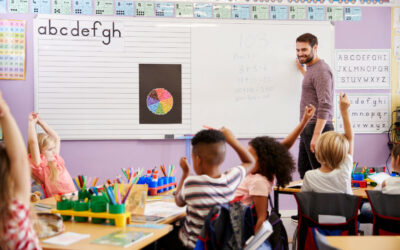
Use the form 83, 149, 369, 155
235, 105, 315, 233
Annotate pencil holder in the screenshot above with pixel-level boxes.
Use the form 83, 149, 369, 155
78, 190, 91, 201
56, 200, 72, 221
162, 177, 168, 192
352, 173, 364, 181
90, 196, 107, 224
73, 201, 89, 222
168, 176, 175, 190
109, 204, 125, 225
157, 178, 165, 193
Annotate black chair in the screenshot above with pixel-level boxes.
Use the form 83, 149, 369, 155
366, 190, 400, 235
294, 192, 361, 250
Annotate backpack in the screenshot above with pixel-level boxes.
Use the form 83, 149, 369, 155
267, 196, 289, 250
194, 201, 256, 250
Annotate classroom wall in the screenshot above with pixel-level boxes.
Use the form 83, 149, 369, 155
0, 7, 392, 210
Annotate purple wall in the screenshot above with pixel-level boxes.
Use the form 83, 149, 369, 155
0, 7, 392, 210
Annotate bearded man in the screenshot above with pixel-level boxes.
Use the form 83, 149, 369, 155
295, 33, 335, 179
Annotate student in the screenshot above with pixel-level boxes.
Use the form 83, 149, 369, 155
359, 144, 400, 220
174, 127, 255, 249
301, 93, 353, 194
234, 104, 315, 233
28, 112, 76, 197
0, 92, 41, 249
380, 143, 400, 193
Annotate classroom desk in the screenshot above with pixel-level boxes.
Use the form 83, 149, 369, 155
273, 180, 375, 213
35, 196, 185, 249
40, 221, 173, 250
326, 236, 400, 250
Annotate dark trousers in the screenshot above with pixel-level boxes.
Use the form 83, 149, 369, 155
298, 122, 334, 179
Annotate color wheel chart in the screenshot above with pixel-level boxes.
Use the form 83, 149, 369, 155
146, 88, 174, 115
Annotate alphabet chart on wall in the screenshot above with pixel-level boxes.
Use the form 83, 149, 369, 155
0, 19, 26, 80
335, 49, 391, 89
335, 94, 390, 133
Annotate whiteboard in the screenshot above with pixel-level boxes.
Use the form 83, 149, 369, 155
33, 15, 334, 139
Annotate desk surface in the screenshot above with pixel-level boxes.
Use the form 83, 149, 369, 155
35, 197, 184, 249
326, 236, 400, 250
40, 221, 173, 250
274, 180, 375, 199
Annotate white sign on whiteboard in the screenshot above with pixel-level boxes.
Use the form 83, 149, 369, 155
335, 93, 390, 134
335, 49, 391, 89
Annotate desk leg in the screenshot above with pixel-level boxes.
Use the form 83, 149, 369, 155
274, 189, 279, 215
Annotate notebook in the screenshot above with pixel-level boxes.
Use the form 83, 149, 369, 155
91, 230, 153, 248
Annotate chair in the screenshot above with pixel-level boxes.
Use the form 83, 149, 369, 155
366, 190, 400, 235
293, 192, 361, 250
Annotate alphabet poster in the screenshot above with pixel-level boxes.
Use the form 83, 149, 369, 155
335, 94, 390, 134
335, 49, 391, 89
0, 19, 26, 80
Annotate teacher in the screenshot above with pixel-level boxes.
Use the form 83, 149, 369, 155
295, 33, 334, 179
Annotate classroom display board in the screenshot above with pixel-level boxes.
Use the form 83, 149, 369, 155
33, 15, 334, 139
0, 0, 373, 20
334, 93, 390, 133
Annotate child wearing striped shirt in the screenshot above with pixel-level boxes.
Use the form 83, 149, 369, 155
174, 127, 255, 249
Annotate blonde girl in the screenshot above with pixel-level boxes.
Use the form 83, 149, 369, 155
28, 112, 76, 197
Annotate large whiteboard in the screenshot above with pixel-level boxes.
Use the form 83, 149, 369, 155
34, 15, 334, 139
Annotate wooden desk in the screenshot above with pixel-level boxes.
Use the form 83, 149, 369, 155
40, 221, 173, 249
35, 197, 185, 249
326, 236, 400, 250
273, 180, 375, 213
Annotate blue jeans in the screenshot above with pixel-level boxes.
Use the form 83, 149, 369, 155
298, 122, 334, 179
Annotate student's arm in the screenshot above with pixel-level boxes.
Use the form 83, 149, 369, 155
37, 116, 61, 155
253, 196, 268, 234
281, 104, 315, 149
0, 93, 31, 206
175, 157, 189, 207
28, 112, 41, 166
310, 119, 327, 153
296, 59, 306, 76
340, 93, 353, 156
220, 127, 255, 174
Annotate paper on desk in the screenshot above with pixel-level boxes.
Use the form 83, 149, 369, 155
286, 182, 303, 188
42, 232, 90, 245
368, 172, 391, 185
144, 201, 186, 217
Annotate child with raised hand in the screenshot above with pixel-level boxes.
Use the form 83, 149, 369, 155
0, 92, 41, 249
234, 104, 315, 233
174, 127, 255, 249
28, 112, 76, 197
301, 93, 353, 194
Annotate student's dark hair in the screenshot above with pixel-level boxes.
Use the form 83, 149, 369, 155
392, 143, 400, 158
191, 129, 226, 146
192, 130, 226, 165
249, 136, 295, 188
296, 33, 318, 48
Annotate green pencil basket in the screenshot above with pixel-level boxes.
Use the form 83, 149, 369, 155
78, 190, 91, 201
90, 196, 107, 224
73, 201, 89, 222
109, 204, 125, 225
56, 200, 72, 221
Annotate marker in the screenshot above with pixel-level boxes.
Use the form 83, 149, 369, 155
203, 125, 214, 130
